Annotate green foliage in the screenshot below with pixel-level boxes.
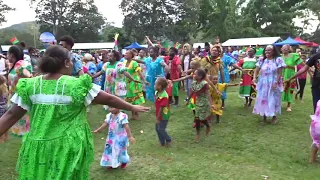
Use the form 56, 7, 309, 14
102, 24, 131, 48
29, 0, 106, 43
120, 0, 198, 43
0, 0, 15, 25
0, 22, 41, 48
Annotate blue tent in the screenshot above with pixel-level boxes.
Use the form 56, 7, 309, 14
274, 37, 304, 46
124, 42, 144, 49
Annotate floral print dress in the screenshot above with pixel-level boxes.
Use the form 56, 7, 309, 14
9, 60, 32, 136
11, 75, 99, 179
102, 61, 127, 98
191, 80, 211, 121
100, 112, 130, 168
123, 60, 145, 105
253, 57, 286, 117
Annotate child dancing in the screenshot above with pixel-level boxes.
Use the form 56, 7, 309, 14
94, 107, 135, 169
208, 75, 238, 123
189, 69, 214, 142
154, 77, 171, 146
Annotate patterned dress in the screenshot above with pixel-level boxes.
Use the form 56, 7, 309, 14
100, 112, 130, 168
253, 57, 286, 117
145, 57, 165, 102
191, 80, 211, 120
123, 60, 145, 105
137, 56, 147, 92
219, 55, 236, 100
282, 53, 302, 103
238, 57, 257, 98
199, 56, 222, 77
11, 74, 100, 179
102, 61, 127, 98
9, 60, 32, 136
210, 83, 227, 116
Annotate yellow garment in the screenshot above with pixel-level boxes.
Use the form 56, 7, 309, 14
199, 57, 222, 76
210, 83, 227, 116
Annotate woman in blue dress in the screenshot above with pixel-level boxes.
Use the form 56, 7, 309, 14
219, 52, 243, 108
142, 47, 169, 102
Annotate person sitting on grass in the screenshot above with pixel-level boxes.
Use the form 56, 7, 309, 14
93, 107, 135, 169
0, 45, 149, 180
154, 77, 172, 147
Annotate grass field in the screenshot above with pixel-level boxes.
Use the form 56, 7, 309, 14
1, 85, 320, 180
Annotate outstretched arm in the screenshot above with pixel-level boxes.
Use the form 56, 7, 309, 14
173, 75, 192, 82
0, 105, 27, 136
93, 122, 108, 133
93, 91, 150, 112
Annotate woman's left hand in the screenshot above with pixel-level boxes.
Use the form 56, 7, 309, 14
131, 105, 150, 113
129, 137, 136, 144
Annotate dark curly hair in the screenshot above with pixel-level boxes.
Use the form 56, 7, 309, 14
59, 35, 75, 48
39, 45, 71, 73
8, 45, 24, 73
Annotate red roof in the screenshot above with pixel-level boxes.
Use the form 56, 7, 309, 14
294, 37, 312, 46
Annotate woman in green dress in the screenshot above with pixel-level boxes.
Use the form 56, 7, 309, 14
281, 44, 302, 112
0, 46, 149, 180
123, 50, 149, 120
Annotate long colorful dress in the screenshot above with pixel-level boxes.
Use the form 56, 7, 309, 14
238, 57, 257, 98
253, 57, 286, 117
100, 112, 130, 168
311, 100, 320, 148
191, 80, 211, 120
9, 60, 32, 136
145, 57, 165, 102
137, 56, 147, 92
123, 60, 145, 105
11, 74, 100, 179
101, 61, 127, 98
219, 55, 236, 100
282, 53, 302, 103
210, 83, 227, 116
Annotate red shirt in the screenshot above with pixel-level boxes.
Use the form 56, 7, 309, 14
297, 64, 307, 79
155, 91, 170, 120
164, 56, 181, 80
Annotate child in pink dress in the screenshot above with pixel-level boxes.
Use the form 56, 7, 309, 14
310, 100, 320, 163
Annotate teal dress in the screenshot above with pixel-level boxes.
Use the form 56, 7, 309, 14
11, 74, 100, 180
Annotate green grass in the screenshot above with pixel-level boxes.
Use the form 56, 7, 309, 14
1, 85, 320, 180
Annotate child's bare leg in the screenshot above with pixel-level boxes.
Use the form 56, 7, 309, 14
204, 120, 211, 136
4, 131, 8, 141
310, 144, 318, 163
195, 119, 200, 142
216, 115, 220, 123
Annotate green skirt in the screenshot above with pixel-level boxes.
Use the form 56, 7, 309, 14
17, 125, 94, 180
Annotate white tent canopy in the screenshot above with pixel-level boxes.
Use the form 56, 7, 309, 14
1, 45, 11, 52
72, 42, 114, 50
222, 37, 281, 47
193, 43, 205, 49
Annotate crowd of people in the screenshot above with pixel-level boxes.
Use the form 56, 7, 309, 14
0, 35, 320, 179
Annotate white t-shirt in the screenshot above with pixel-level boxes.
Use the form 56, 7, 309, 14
184, 55, 190, 71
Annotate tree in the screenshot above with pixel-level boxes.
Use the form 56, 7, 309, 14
30, 0, 70, 36
102, 25, 131, 48
121, 0, 199, 43
0, 0, 15, 25
64, 0, 106, 42
30, 0, 106, 42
